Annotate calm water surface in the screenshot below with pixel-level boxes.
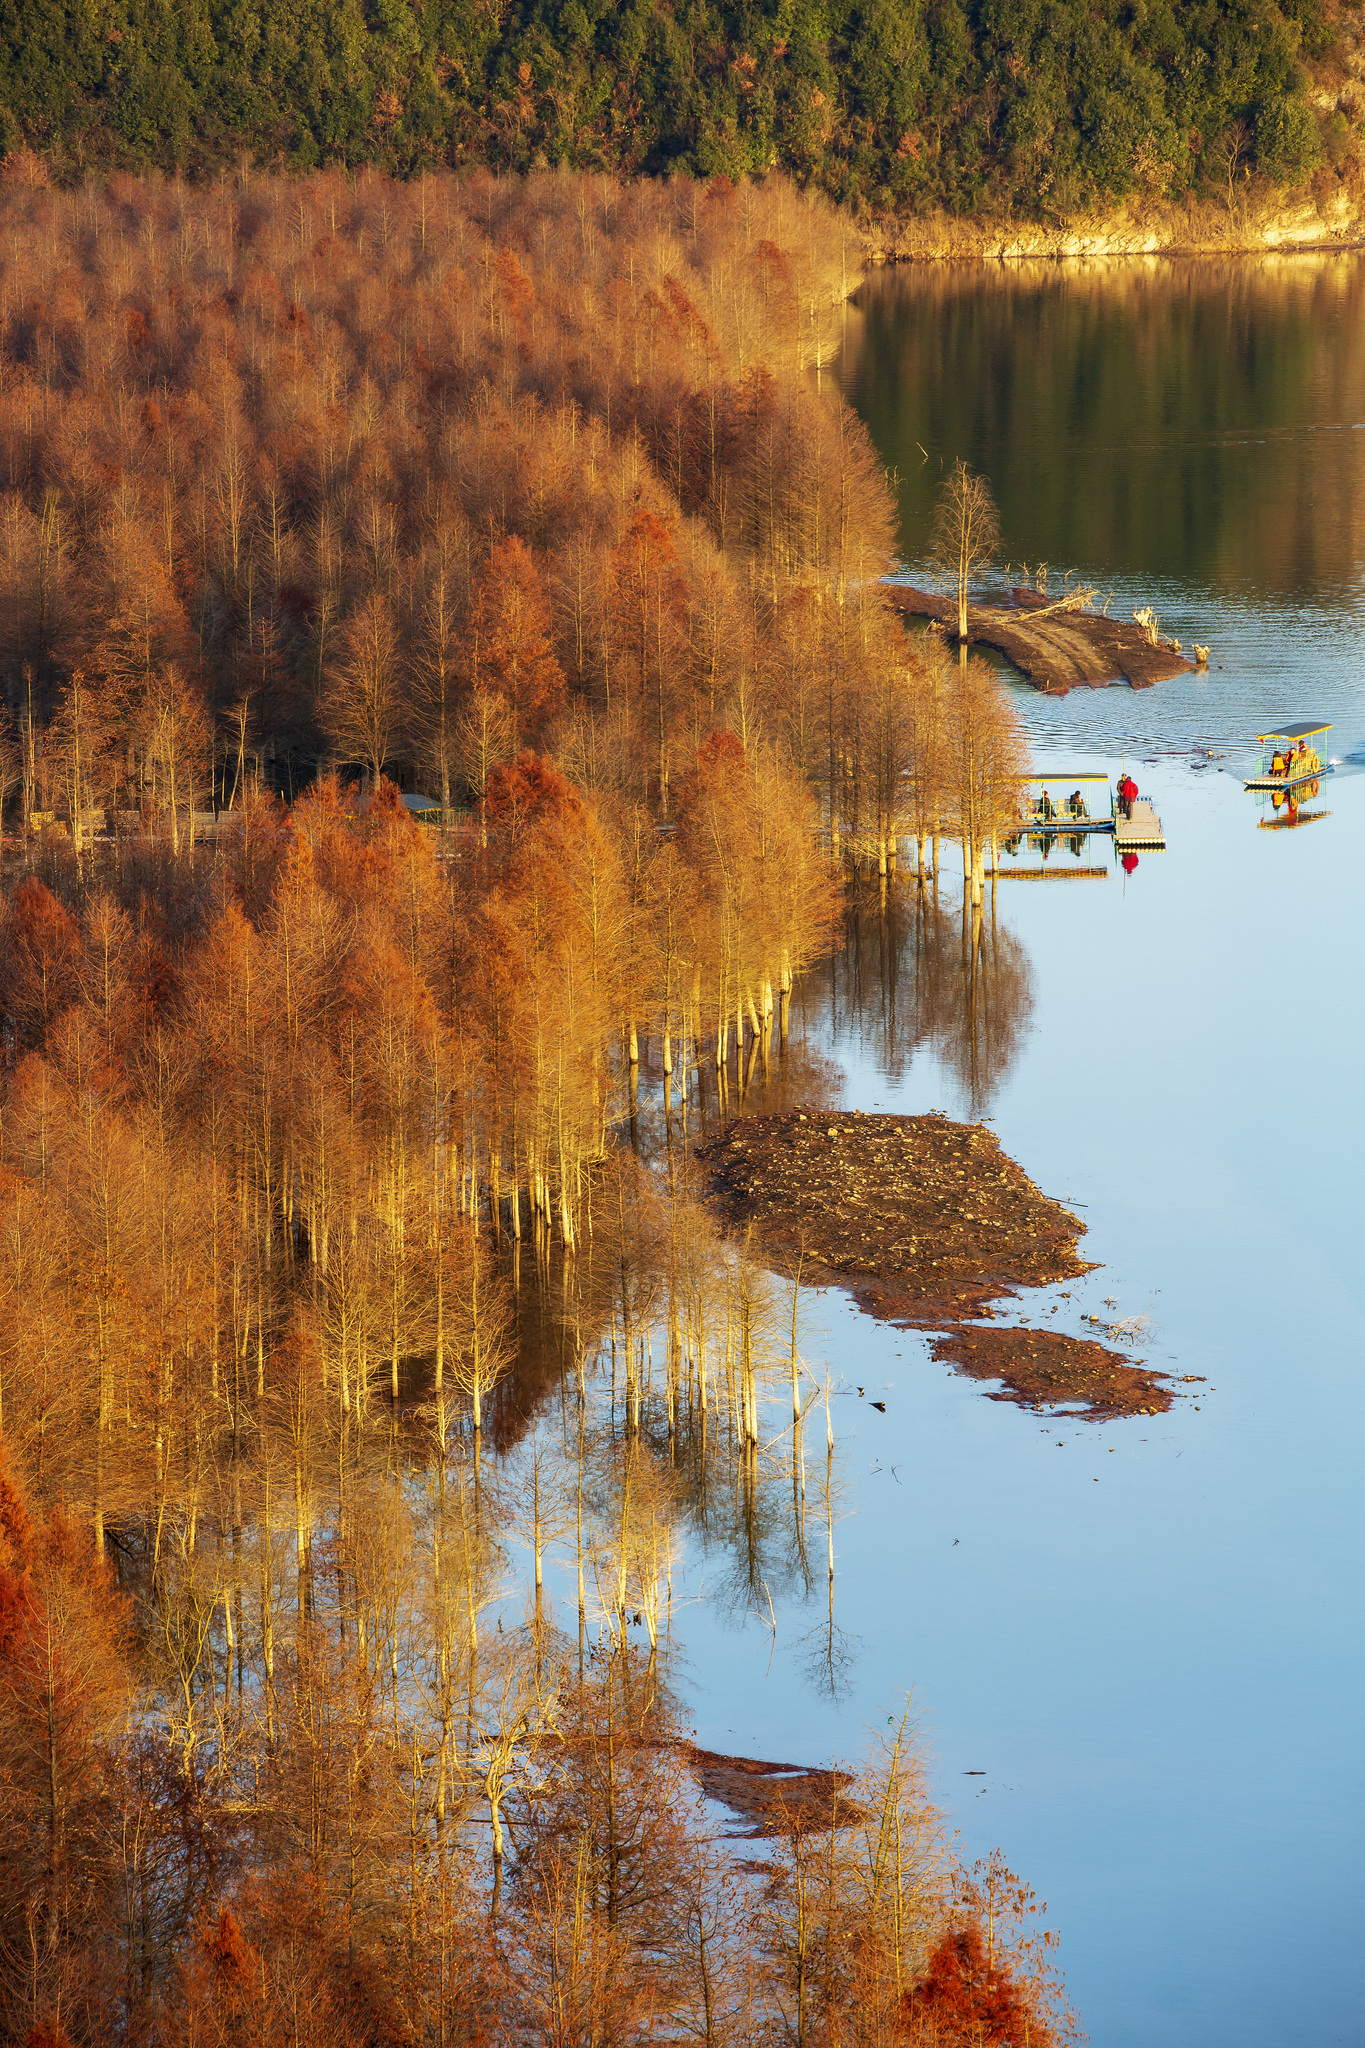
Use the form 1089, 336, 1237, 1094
542, 258, 1365, 2047
723, 257, 1363, 2048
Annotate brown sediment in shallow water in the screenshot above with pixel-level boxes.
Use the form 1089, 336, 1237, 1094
697, 1109, 1093, 1322
683, 1745, 868, 1836
929, 1324, 1174, 1421
697, 1108, 1172, 1421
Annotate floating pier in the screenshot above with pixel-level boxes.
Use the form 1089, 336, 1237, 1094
884, 584, 1197, 695
1113, 798, 1166, 850
1014, 816, 1113, 835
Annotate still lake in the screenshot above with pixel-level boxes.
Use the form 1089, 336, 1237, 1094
544, 256, 1365, 2045
834, 257, 1365, 2046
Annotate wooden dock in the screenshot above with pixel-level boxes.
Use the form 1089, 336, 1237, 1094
884, 584, 1197, 695
1114, 798, 1166, 850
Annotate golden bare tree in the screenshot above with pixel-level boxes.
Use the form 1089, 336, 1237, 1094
948, 656, 1029, 905
929, 461, 1002, 651
326, 592, 403, 790
138, 666, 211, 854
452, 688, 516, 823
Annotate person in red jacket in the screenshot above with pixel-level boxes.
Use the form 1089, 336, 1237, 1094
1118, 773, 1138, 818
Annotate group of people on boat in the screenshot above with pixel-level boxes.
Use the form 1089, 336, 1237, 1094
1029, 788, 1091, 824
1270, 741, 1321, 780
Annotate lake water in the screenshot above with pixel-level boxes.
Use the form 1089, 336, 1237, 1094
532, 256, 1365, 2045
735, 256, 1364, 2047
823, 256, 1365, 2046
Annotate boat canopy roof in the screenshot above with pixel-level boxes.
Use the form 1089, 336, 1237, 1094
1017, 772, 1110, 783
1257, 722, 1332, 742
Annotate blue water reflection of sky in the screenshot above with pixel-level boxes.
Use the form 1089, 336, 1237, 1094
660, 260, 1365, 2046
536, 262, 1365, 2048
669, 757, 1365, 2048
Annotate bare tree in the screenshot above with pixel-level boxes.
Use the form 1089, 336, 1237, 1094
138, 666, 211, 854
326, 592, 403, 790
929, 460, 1002, 654
446, 1228, 516, 1446
452, 688, 516, 825
412, 558, 465, 808
45, 669, 114, 865
1217, 120, 1251, 214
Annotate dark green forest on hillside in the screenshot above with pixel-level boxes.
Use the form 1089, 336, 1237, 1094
0, 0, 1350, 216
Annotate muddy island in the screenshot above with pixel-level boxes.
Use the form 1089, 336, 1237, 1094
884, 584, 1196, 694
683, 1746, 868, 1838
697, 1109, 1171, 1421
929, 1325, 1174, 1422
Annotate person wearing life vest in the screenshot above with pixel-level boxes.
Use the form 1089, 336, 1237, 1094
1118, 773, 1138, 819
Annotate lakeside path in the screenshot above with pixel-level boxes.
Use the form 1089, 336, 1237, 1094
885, 584, 1197, 693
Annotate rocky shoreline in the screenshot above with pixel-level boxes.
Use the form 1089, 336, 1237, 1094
862, 182, 1365, 264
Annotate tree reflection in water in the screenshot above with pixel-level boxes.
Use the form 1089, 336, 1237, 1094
816, 878, 1035, 1116
948, 896, 1035, 1117
448, 875, 1035, 1745
480, 876, 1034, 1716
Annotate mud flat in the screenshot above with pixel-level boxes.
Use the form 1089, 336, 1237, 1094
698, 1109, 1171, 1421
698, 1109, 1093, 1321
885, 584, 1195, 693
929, 1324, 1174, 1421
684, 1746, 868, 1837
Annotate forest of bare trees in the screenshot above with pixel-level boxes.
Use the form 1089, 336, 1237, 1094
0, 166, 1054, 2047
0, 165, 1021, 872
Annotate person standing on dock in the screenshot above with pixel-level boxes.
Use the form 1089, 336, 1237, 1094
1119, 773, 1138, 819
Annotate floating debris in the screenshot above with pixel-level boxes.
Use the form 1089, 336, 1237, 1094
685, 1746, 869, 1836
698, 1109, 1094, 1324
884, 583, 1196, 693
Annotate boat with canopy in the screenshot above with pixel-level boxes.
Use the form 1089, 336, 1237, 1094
1010, 773, 1114, 833
1244, 722, 1333, 791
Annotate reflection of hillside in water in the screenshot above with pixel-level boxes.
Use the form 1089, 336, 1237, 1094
810, 881, 1035, 1116
839, 254, 1365, 598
